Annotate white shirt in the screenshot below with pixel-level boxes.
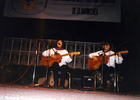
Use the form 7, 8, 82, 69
42, 48, 72, 67
89, 50, 123, 68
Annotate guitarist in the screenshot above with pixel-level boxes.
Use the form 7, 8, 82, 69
88, 41, 123, 90
42, 39, 74, 89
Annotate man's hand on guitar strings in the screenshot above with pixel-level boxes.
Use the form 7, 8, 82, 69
51, 54, 58, 59
92, 56, 98, 61
70, 52, 74, 58
117, 52, 122, 57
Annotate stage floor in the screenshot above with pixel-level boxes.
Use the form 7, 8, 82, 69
0, 84, 139, 100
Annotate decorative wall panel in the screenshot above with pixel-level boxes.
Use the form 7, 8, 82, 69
0, 37, 99, 70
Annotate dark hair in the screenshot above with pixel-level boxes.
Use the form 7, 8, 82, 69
103, 41, 110, 46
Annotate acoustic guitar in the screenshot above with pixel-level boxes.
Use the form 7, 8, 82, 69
88, 50, 129, 70
42, 52, 80, 67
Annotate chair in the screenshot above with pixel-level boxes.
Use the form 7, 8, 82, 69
94, 69, 120, 92
48, 70, 71, 89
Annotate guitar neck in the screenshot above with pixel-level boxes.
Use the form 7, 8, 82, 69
107, 53, 115, 58
106, 50, 129, 58
58, 52, 80, 57
61, 53, 72, 57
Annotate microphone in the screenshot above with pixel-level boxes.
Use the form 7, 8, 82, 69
98, 53, 102, 56
98, 53, 103, 59
40, 39, 57, 43
99, 41, 105, 45
37, 39, 45, 42
47, 40, 52, 43
37, 39, 58, 46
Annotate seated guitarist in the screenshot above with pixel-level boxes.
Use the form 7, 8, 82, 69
42, 39, 74, 89
88, 41, 123, 90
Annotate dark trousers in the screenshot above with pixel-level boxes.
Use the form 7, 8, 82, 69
51, 62, 68, 87
98, 64, 114, 88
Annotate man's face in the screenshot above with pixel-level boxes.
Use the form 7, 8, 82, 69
57, 40, 63, 48
104, 44, 110, 51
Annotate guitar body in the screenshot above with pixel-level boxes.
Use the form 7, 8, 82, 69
42, 52, 81, 67
88, 58, 102, 70
42, 53, 61, 67
88, 56, 108, 70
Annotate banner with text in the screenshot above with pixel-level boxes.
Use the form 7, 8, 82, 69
3, 0, 121, 22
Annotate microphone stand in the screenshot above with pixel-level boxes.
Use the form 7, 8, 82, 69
110, 47, 117, 92
30, 50, 38, 86
100, 48, 105, 90
30, 39, 40, 86
100, 43, 107, 91
95, 42, 105, 90
43, 40, 53, 87
113, 49, 117, 92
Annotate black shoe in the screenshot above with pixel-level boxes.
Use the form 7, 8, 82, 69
43, 84, 49, 88
52, 85, 58, 89
59, 86, 64, 89
55, 86, 59, 89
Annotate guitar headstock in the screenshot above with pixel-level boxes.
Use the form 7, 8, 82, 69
73, 52, 81, 55
120, 50, 129, 54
